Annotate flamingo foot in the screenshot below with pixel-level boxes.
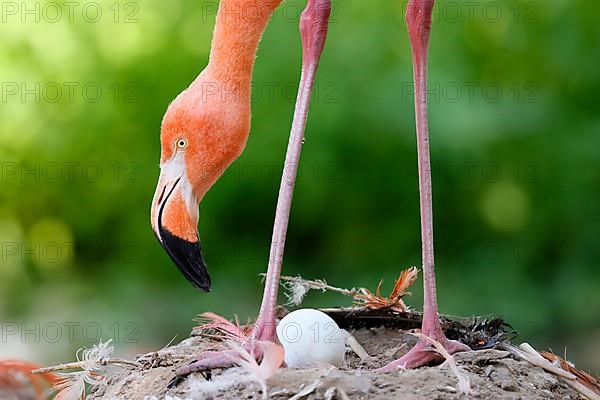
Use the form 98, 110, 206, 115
377, 336, 470, 372
175, 317, 276, 376
175, 349, 240, 376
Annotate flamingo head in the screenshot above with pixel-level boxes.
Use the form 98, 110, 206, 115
151, 83, 250, 292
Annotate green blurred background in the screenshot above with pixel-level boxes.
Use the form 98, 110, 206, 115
0, 0, 598, 374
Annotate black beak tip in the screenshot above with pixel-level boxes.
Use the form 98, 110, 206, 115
158, 227, 212, 292
197, 281, 211, 293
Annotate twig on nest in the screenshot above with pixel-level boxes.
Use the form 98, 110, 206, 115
341, 330, 371, 361
32, 340, 139, 400
32, 358, 139, 374
277, 267, 419, 313
276, 275, 358, 306
539, 351, 600, 396
504, 342, 600, 400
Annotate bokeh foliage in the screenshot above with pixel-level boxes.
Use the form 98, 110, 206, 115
0, 0, 598, 372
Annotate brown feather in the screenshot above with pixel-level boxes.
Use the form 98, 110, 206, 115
354, 267, 419, 312
0, 360, 59, 399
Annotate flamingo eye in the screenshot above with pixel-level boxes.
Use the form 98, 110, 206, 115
176, 138, 188, 150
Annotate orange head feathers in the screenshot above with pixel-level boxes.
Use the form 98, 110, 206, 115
151, 0, 283, 291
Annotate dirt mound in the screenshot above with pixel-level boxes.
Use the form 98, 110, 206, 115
89, 326, 582, 400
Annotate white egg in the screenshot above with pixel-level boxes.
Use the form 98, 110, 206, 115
276, 308, 346, 368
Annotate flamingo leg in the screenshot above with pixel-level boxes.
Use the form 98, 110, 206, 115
378, 0, 469, 371
176, 0, 331, 376
251, 0, 331, 343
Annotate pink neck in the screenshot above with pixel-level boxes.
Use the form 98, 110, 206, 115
205, 0, 281, 91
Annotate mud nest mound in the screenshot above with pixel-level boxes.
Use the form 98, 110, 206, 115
88, 309, 586, 400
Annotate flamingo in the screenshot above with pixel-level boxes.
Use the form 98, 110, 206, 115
152, 0, 468, 374
150, 0, 332, 373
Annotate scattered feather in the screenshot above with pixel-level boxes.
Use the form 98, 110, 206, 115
354, 267, 419, 312
193, 312, 252, 343
285, 278, 311, 306
288, 367, 371, 399
289, 378, 322, 400
188, 341, 284, 399
0, 360, 58, 399
227, 341, 284, 399
188, 368, 250, 394
52, 340, 114, 400
417, 333, 473, 395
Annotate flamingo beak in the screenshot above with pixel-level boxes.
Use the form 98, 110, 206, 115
151, 166, 211, 292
